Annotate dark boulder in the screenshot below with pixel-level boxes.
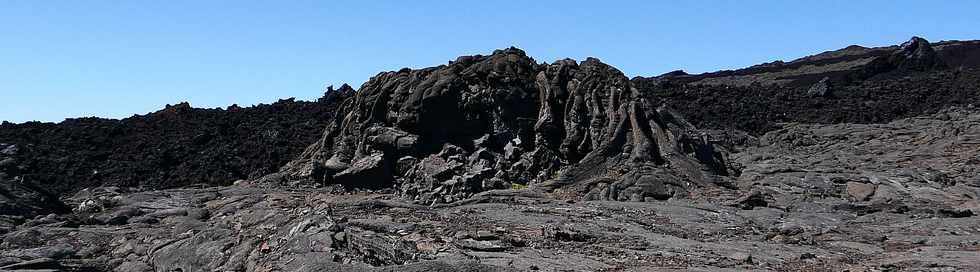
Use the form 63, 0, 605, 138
333, 152, 393, 190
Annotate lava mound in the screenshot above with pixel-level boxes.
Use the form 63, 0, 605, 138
275, 48, 735, 204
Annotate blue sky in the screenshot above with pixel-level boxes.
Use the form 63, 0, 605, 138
2, 1, 978, 123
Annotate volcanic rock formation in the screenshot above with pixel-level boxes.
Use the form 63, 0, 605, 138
275, 48, 734, 204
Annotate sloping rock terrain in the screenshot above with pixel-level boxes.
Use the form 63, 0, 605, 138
0, 86, 353, 198
1, 37, 979, 271
634, 37, 980, 134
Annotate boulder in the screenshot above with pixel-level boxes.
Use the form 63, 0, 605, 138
892, 36, 946, 71
332, 153, 392, 189
860, 37, 947, 77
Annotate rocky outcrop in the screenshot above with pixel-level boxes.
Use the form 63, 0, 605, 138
277, 48, 733, 204
891, 36, 947, 71
861, 36, 947, 76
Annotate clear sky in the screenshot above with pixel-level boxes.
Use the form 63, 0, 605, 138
2, 1, 978, 123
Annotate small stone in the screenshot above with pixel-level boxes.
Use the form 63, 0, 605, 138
259, 241, 271, 253
453, 231, 470, 239
475, 230, 497, 240
776, 222, 804, 236
845, 182, 876, 201
729, 252, 752, 264
186, 208, 210, 220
